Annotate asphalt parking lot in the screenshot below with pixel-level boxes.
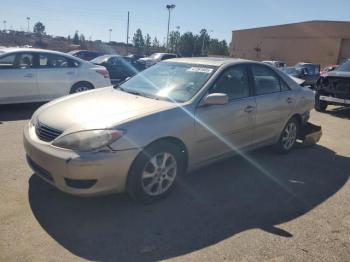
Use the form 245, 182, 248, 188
0, 103, 349, 261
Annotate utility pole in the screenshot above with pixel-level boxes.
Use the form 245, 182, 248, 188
126, 11, 130, 54
166, 4, 176, 50
26, 17, 30, 32
109, 28, 112, 42
3, 20, 6, 31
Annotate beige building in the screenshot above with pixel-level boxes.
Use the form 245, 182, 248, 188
230, 20, 350, 66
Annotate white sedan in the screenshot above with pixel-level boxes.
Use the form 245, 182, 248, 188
0, 48, 111, 104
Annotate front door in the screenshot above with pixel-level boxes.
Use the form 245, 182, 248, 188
194, 64, 256, 164
0, 52, 38, 104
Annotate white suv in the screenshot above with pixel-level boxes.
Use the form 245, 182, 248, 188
0, 48, 111, 104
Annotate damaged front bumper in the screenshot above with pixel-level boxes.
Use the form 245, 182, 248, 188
299, 122, 322, 146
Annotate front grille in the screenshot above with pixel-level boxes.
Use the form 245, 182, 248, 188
35, 122, 63, 142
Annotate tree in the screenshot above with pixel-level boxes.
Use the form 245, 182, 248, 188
208, 39, 229, 56
132, 29, 145, 54
33, 22, 45, 36
198, 29, 210, 56
73, 31, 80, 45
178, 32, 196, 57
144, 34, 151, 55
152, 37, 160, 52
169, 30, 180, 53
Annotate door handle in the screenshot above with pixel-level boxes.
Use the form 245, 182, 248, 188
24, 73, 34, 78
286, 97, 293, 104
244, 105, 255, 113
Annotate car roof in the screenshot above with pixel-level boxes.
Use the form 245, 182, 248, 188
0, 47, 72, 56
166, 57, 249, 67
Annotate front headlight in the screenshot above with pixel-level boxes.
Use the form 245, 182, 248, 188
52, 129, 125, 151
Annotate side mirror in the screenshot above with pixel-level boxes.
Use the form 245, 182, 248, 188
202, 93, 228, 106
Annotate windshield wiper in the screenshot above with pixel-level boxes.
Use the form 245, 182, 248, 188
116, 86, 156, 99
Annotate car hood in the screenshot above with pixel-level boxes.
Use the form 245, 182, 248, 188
34, 87, 176, 133
324, 71, 350, 78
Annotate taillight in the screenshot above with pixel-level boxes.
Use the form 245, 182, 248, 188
96, 69, 110, 78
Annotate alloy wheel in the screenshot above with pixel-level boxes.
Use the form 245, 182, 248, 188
141, 152, 177, 196
281, 121, 297, 150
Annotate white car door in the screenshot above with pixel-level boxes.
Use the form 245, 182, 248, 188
0, 52, 39, 104
36, 53, 78, 100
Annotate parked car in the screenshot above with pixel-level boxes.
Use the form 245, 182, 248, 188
262, 60, 286, 69
67, 50, 104, 61
315, 59, 350, 112
138, 53, 177, 68
127, 54, 145, 60
295, 62, 321, 88
320, 64, 338, 76
0, 48, 111, 104
24, 57, 315, 201
91, 55, 145, 84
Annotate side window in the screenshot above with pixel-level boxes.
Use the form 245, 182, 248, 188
0, 54, 16, 69
17, 53, 35, 69
251, 65, 281, 95
281, 81, 290, 91
211, 65, 250, 100
39, 54, 78, 68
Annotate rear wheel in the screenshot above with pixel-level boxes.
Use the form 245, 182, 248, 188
315, 92, 328, 112
126, 141, 185, 202
70, 82, 94, 94
274, 117, 299, 153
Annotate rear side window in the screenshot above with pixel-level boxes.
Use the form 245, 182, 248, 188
39, 54, 79, 68
211, 65, 250, 100
251, 65, 286, 95
0, 54, 16, 69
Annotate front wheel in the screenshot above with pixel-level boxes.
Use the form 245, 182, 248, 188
274, 117, 299, 153
126, 141, 184, 202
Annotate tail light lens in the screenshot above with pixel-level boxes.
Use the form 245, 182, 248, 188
96, 69, 110, 79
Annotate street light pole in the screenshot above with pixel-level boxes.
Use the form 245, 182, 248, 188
126, 11, 130, 54
166, 4, 176, 50
109, 28, 112, 42
3, 20, 6, 31
26, 17, 30, 32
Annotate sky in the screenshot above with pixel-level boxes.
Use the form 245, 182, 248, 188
1, 0, 350, 44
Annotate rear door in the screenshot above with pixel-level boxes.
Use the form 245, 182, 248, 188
250, 64, 295, 145
36, 53, 78, 100
0, 52, 39, 104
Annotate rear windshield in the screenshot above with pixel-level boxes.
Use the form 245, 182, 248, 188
336, 60, 350, 72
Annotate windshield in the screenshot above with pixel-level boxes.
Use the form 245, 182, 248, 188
118, 62, 216, 102
90, 55, 110, 64
336, 60, 350, 72
283, 67, 299, 75
295, 64, 320, 74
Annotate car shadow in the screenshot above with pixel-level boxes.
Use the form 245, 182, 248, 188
0, 103, 45, 123
28, 145, 349, 261
326, 106, 350, 120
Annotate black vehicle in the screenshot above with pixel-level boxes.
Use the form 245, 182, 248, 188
295, 63, 321, 88
68, 50, 104, 61
91, 55, 145, 84
315, 59, 350, 112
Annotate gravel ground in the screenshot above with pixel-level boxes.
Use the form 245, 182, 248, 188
0, 103, 349, 262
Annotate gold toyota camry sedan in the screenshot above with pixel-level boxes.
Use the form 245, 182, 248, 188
24, 57, 315, 201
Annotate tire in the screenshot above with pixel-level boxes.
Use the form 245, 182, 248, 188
274, 117, 299, 154
315, 92, 328, 112
70, 82, 94, 94
126, 141, 185, 202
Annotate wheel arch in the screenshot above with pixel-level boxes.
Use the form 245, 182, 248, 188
71, 81, 95, 90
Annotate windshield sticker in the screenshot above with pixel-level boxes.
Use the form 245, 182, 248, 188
187, 67, 213, 74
